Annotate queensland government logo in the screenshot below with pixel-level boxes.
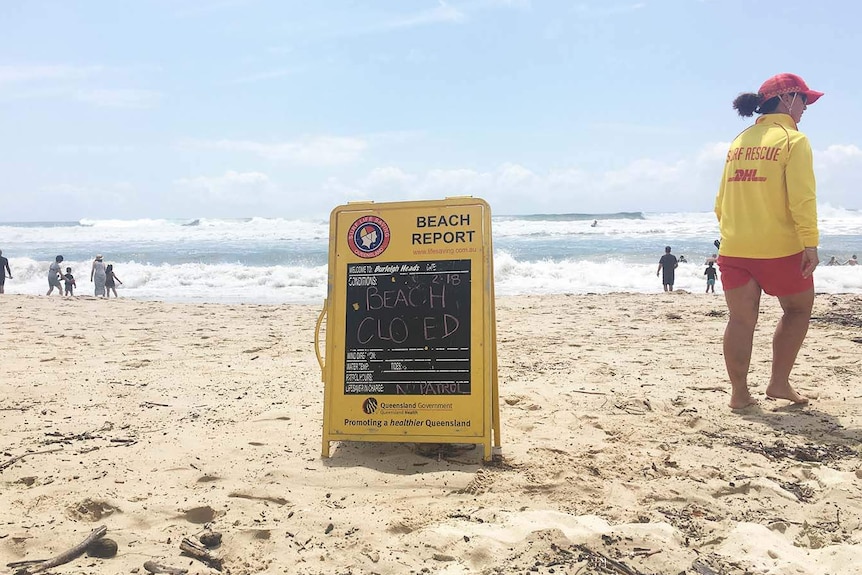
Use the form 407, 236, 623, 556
362, 398, 379, 414
347, 216, 390, 259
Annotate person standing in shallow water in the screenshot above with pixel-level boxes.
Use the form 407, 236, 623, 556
46, 255, 64, 296
0, 249, 11, 294
656, 246, 678, 292
63, 267, 76, 296
715, 73, 823, 409
704, 261, 717, 294
91, 255, 107, 297
104, 264, 123, 298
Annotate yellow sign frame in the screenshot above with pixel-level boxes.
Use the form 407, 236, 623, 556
315, 197, 500, 460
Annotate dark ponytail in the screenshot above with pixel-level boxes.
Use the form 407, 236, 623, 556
732, 92, 761, 117
733, 92, 782, 117
756, 96, 780, 114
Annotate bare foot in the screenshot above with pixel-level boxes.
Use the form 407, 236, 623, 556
729, 393, 758, 410
765, 383, 809, 405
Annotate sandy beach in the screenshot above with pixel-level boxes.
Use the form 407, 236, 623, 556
1, 292, 860, 575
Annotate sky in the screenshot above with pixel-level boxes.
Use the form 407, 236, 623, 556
1, 0, 861, 221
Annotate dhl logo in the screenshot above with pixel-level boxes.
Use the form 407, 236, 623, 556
727, 169, 767, 182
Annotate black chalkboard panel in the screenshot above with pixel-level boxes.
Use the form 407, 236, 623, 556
344, 259, 471, 395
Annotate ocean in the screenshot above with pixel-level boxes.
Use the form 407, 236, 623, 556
2, 207, 861, 304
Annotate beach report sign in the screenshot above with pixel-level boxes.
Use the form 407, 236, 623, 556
316, 198, 501, 460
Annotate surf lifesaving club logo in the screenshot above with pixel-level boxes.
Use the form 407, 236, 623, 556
347, 216, 391, 259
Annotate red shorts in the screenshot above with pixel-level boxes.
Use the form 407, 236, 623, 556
717, 252, 813, 296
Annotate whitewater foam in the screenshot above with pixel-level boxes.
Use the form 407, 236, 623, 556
2, 209, 860, 303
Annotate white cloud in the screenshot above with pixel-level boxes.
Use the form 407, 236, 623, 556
321, 176, 361, 199
814, 144, 862, 209
0, 65, 164, 109
232, 67, 297, 84
51, 144, 136, 155
315, 145, 727, 214
173, 0, 256, 18
291, 141, 862, 214
696, 142, 731, 164
497, 162, 537, 188
384, 1, 466, 30
40, 183, 91, 196
358, 167, 417, 190
816, 144, 862, 165
0, 65, 103, 84
484, 0, 532, 8
75, 89, 162, 109
174, 170, 273, 204
547, 168, 588, 188
421, 168, 494, 196
22, 140, 862, 221
184, 136, 368, 166
316, 140, 862, 214
40, 182, 136, 210
603, 158, 682, 188
573, 3, 646, 17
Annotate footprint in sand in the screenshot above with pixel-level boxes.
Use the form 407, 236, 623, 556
456, 469, 494, 495
179, 505, 223, 524
66, 498, 120, 522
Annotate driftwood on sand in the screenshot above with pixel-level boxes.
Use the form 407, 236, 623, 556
143, 560, 189, 575
0, 448, 63, 473
179, 537, 223, 571
13, 525, 107, 575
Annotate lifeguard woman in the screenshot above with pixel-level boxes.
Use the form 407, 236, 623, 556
714, 73, 823, 409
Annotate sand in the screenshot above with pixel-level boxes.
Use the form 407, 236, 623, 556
1, 292, 860, 575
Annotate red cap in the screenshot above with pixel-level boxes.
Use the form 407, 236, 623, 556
759, 73, 823, 105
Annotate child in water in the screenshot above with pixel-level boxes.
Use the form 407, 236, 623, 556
63, 267, 76, 296
704, 261, 717, 294
105, 264, 123, 298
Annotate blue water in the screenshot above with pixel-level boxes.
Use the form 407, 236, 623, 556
1, 208, 860, 303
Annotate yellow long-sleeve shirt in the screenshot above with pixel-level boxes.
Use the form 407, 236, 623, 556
714, 113, 819, 258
